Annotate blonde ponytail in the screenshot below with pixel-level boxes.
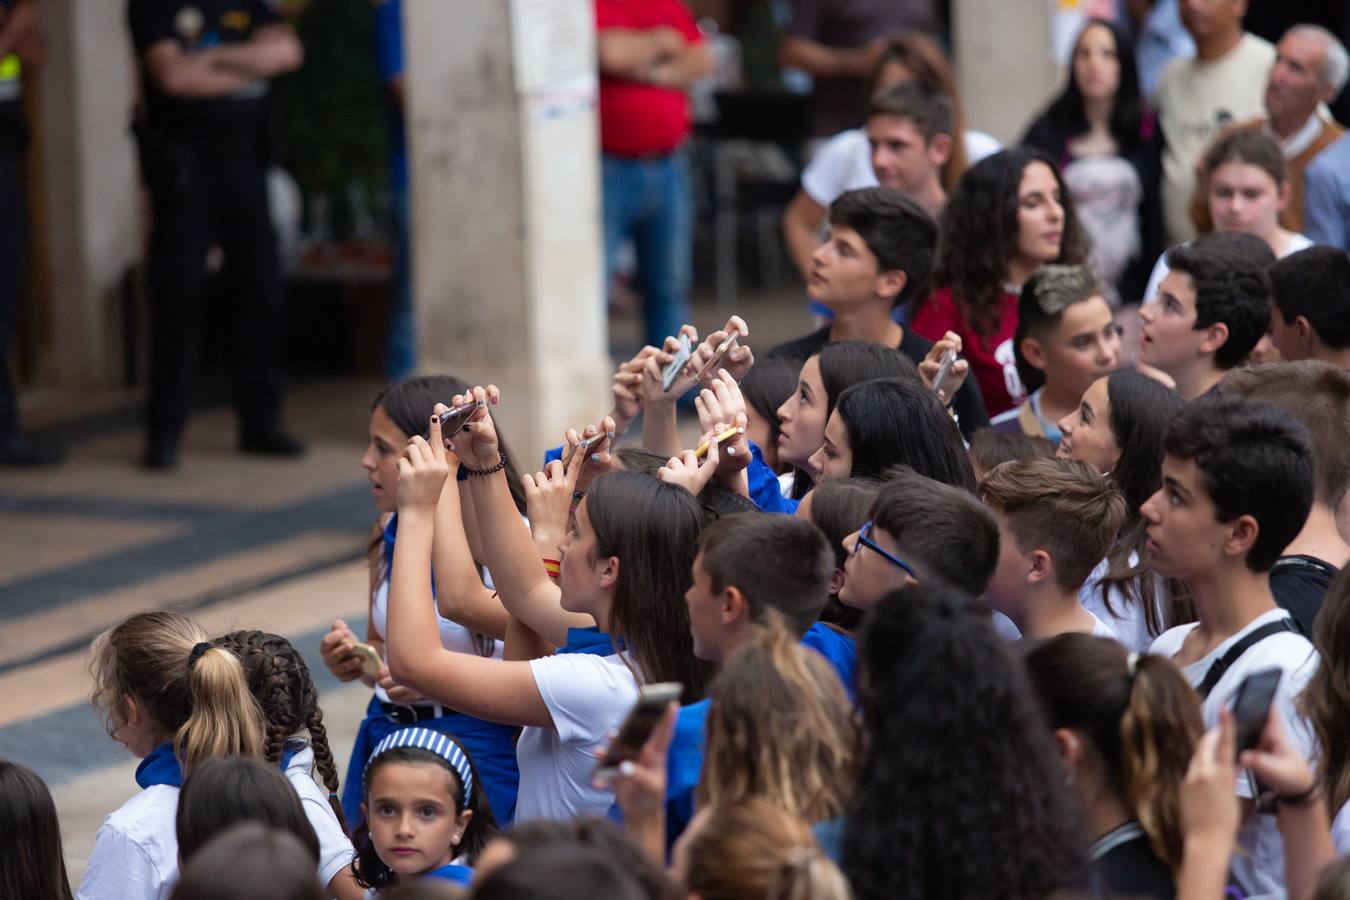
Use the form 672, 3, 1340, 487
176, 645, 266, 773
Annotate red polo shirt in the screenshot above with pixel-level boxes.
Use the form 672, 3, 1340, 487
595, 0, 702, 157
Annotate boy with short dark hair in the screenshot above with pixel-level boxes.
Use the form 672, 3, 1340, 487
770, 186, 988, 436
666, 512, 840, 844
839, 466, 1001, 611
1137, 240, 1271, 400
1143, 398, 1318, 898
1267, 246, 1350, 370
993, 265, 1121, 442
978, 457, 1127, 639
1222, 361, 1350, 632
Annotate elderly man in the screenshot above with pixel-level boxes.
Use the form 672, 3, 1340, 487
1191, 24, 1347, 234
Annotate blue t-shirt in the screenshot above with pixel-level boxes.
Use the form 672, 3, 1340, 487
745, 440, 799, 515
373, 0, 406, 189
663, 623, 856, 842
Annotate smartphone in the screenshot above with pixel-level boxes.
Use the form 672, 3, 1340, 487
563, 432, 610, 470
691, 332, 739, 380
661, 334, 693, 392
932, 348, 958, 395
346, 640, 383, 677
1232, 667, 1282, 756
694, 425, 744, 460
426, 400, 486, 440
592, 682, 683, 780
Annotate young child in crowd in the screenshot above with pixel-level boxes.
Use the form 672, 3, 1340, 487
968, 428, 1055, 480
81, 611, 266, 900
353, 727, 497, 892
168, 823, 326, 900
1143, 398, 1320, 896
1056, 369, 1187, 650
1137, 237, 1271, 400
1223, 362, 1350, 632
174, 756, 320, 866
1267, 247, 1350, 369
0, 759, 72, 900
979, 457, 1128, 639
796, 476, 879, 631
839, 467, 1001, 612
811, 376, 976, 487
769, 186, 987, 434
320, 375, 522, 827
995, 264, 1121, 442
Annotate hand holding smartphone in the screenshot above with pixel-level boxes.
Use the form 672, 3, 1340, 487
1232, 667, 1282, 758
932, 348, 958, 396
691, 331, 740, 381
661, 334, 693, 392
563, 431, 612, 470
592, 682, 682, 781
344, 640, 383, 677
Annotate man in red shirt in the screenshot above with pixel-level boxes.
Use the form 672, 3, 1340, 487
596, 0, 711, 349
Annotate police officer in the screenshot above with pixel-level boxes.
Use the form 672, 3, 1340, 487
128, 0, 304, 469
0, 0, 60, 466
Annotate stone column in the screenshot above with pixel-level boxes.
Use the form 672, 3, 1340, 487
35, 0, 139, 385
953, 0, 1057, 145
403, 0, 610, 462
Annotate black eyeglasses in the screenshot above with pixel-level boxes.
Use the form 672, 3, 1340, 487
852, 521, 917, 578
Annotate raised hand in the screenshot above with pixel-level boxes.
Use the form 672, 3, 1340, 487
397, 414, 451, 513
443, 386, 501, 470
657, 426, 723, 496
319, 620, 365, 682
691, 315, 754, 384
611, 347, 659, 433
917, 331, 969, 405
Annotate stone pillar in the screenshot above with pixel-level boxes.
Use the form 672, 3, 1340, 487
953, 0, 1057, 145
403, 0, 610, 462
36, 0, 139, 385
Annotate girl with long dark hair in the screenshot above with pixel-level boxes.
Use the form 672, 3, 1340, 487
385, 386, 714, 822
1056, 370, 1188, 649
319, 374, 524, 826
809, 377, 977, 490
1025, 634, 1205, 898
912, 148, 1090, 417
1022, 19, 1162, 304
0, 761, 72, 900
1300, 566, 1350, 852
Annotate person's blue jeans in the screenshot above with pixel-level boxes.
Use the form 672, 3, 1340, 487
385, 183, 416, 380
602, 149, 693, 350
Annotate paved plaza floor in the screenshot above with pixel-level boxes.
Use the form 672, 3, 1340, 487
0, 293, 810, 883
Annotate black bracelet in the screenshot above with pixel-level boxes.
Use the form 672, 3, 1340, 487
1278, 784, 1321, 808
465, 452, 508, 477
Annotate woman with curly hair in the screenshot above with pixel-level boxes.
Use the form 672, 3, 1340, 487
1021, 19, 1162, 304
1025, 634, 1204, 898
911, 148, 1090, 417
839, 583, 1088, 900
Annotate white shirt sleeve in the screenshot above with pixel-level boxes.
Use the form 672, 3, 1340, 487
78, 822, 173, 900
529, 653, 639, 745
801, 129, 864, 207
285, 749, 357, 889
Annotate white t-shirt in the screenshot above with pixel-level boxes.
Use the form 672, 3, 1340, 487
1148, 608, 1319, 898
370, 571, 503, 703
1156, 33, 1275, 244
513, 651, 640, 822
283, 743, 357, 889
1079, 554, 1164, 653
800, 126, 1002, 207
1143, 232, 1313, 306
78, 785, 180, 900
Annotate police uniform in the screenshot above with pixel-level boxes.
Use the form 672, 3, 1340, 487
128, 0, 298, 466
0, 1, 59, 465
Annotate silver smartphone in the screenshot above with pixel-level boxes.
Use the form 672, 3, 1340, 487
661, 334, 693, 392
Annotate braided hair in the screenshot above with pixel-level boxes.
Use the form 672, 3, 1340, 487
212, 630, 349, 835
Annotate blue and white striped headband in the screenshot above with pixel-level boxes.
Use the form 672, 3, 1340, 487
369, 727, 474, 806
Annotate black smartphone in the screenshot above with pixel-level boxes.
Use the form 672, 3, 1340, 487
1232, 667, 1282, 757
592, 682, 682, 780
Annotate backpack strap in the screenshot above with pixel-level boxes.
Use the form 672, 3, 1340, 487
1197, 619, 1296, 700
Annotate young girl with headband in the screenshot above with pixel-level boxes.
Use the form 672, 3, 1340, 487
353, 727, 498, 893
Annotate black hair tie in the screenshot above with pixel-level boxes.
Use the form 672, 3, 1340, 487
188, 641, 212, 668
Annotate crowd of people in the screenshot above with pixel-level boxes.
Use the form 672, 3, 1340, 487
6, 1, 1350, 899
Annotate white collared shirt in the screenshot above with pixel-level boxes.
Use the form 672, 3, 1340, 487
78, 784, 180, 900
1265, 112, 1326, 160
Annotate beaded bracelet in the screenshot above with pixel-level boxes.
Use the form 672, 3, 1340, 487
465, 452, 508, 477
